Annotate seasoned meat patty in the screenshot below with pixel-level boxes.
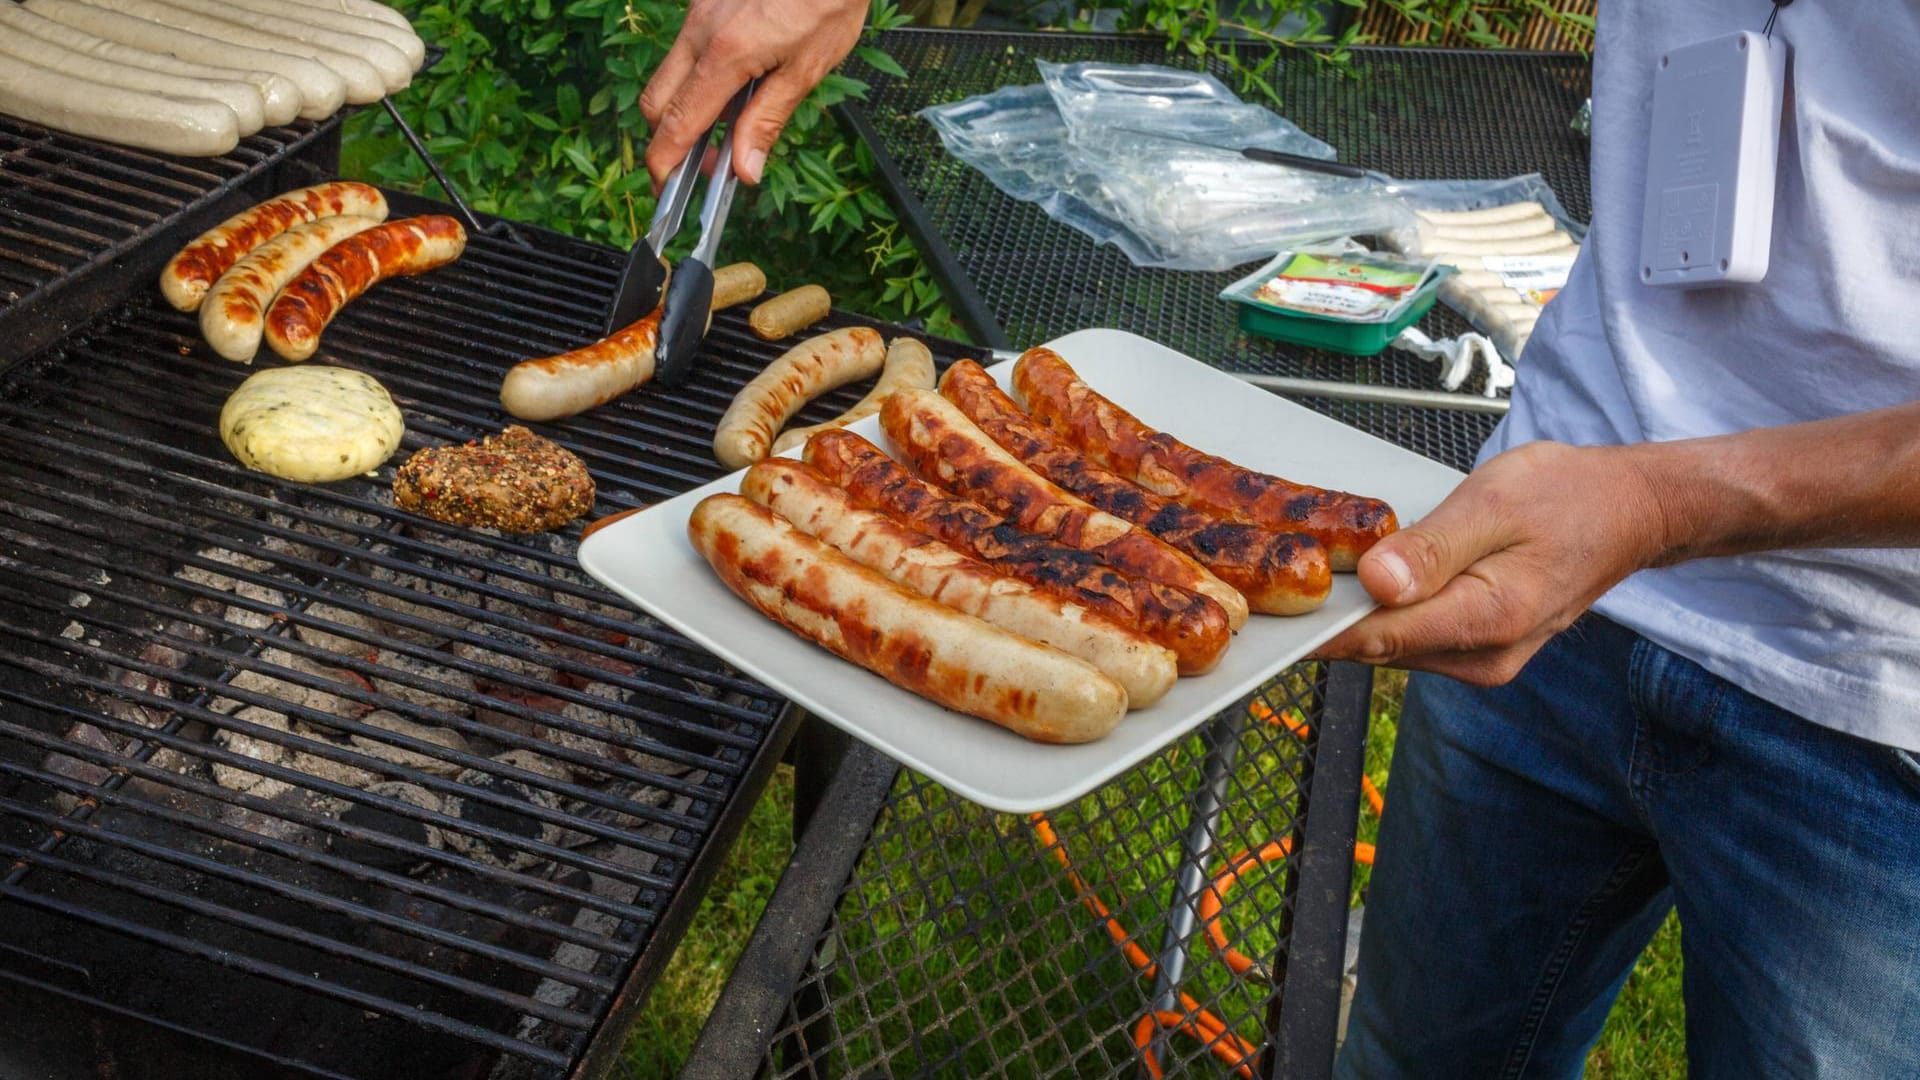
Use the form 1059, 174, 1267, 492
393, 426, 594, 533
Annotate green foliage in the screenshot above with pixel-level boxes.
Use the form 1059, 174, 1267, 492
341, 0, 961, 338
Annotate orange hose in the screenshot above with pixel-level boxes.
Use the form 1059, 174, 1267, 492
1034, 697, 1389, 1077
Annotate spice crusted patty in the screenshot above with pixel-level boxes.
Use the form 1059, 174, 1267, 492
393, 426, 594, 533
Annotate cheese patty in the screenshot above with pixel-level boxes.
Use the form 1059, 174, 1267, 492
220, 366, 405, 483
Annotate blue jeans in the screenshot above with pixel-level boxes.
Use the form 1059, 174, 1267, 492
1335, 615, 1920, 1080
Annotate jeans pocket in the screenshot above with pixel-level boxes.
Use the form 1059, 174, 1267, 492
1888, 747, 1920, 800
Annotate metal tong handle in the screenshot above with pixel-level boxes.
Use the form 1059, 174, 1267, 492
653, 80, 756, 387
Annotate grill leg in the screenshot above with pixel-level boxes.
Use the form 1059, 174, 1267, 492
1146, 707, 1248, 1070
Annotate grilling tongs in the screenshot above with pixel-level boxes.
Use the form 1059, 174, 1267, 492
602, 80, 756, 386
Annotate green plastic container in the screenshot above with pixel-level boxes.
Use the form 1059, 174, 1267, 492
1221, 250, 1447, 357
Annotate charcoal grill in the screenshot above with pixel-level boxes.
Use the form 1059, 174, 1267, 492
0, 106, 973, 1079
681, 32, 1592, 1080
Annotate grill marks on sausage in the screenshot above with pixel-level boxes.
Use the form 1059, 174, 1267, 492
166, 182, 385, 304
264, 215, 466, 358
1013, 348, 1397, 570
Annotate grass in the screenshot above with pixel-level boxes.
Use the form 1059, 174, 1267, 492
625, 670, 1688, 1077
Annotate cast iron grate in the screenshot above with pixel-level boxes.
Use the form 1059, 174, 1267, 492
843, 30, 1594, 473
762, 674, 1326, 1078
0, 188, 959, 1079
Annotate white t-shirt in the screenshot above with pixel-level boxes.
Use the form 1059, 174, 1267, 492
1481, 2, 1920, 750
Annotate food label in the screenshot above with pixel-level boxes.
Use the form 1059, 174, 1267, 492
1249, 253, 1430, 321
1481, 253, 1576, 306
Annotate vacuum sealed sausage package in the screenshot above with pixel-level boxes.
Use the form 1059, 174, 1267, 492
920, 61, 1410, 271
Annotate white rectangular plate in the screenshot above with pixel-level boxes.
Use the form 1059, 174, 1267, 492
579, 328, 1465, 813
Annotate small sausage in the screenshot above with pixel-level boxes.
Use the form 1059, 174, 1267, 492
880, 386, 1250, 629
939, 359, 1330, 616
771, 337, 935, 455
710, 262, 766, 310
1416, 201, 1546, 226
500, 312, 658, 422
25, 0, 348, 120
689, 493, 1127, 744
747, 284, 829, 340
263, 215, 467, 361
161, 181, 386, 311
804, 429, 1231, 675
1422, 247, 1579, 273
714, 325, 885, 469
201, 214, 383, 362
1013, 348, 1397, 571
0, 47, 239, 157
742, 457, 1177, 708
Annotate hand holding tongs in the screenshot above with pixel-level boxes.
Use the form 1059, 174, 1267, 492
603, 79, 756, 386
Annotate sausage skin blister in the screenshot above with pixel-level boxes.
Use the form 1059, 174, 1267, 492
939, 360, 1331, 615
263, 214, 466, 361
880, 386, 1250, 629
1013, 348, 1398, 571
804, 430, 1231, 676
689, 493, 1127, 744
741, 458, 1177, 708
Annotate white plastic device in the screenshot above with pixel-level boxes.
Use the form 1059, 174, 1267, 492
1638, 30, 1787, 288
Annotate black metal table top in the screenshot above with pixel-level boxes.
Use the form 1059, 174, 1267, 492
841, 29, 1593, 472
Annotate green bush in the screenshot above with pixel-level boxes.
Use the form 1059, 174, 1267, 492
342, 0, 961, 337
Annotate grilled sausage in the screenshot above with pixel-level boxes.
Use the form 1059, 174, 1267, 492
500, 312, 658, 421
66, 0, 390, 102
263, 215, 466, 361
881, 386, 1249, 630
689, 493, 1127, 744
747, 284, 829, 340
201, 214, 383, 363
0, 47, 239, 156
742, 458, 1177, 708
772, 337, 935, 454
26, 0, 348, 118
939, 360, 1330, 615
804, 430, 1230, 675
0, 4, 300, 126
162, 181, 386, 311
214, 0, 424, 70
0, 7, 265, 134
1013, 348, 1397, 571
711, 261, 767, 310
714, 325, 885, 469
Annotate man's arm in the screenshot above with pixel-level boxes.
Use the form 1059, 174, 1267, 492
1314, 400, 1920, 685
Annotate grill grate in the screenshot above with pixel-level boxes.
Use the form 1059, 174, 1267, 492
0, 189, 963, 1078
843, 30, 1594, 472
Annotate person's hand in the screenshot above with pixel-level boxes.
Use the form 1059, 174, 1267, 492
639, 0, 869, 188
1313, 440, 1669, 685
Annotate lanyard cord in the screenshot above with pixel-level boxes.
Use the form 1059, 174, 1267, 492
1763, 0, 1795, 39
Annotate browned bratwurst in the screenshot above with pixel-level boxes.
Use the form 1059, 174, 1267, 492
939, 360, 1330, 615
880, 387, 1250, 629
803, 429, 1231, 675
1012, 348, 1397, 570
264, 215, 468, 362
393, 426, 594, 533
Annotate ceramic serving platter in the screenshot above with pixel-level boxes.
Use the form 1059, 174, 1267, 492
579, 328, 1465, 813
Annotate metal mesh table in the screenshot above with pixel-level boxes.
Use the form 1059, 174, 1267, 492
681, 30, 1591, 1080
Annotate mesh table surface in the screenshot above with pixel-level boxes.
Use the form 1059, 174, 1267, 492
844, 30, 1594, 472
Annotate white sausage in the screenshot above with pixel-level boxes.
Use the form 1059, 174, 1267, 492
1427, 245, 1580, 272
201, 214, 382, 362
294, 0, 412, 33
0, 5, 267, 133
0, 48, 238, 155
66, 0, 389, 102
689, 493, 1128, 744
771, 337, 936, 454
1430, 215, 1556, 242
741, 458, 1178, 709
714, 326, 886, 469
216, 0, 423, 69
1419, 230, 1572, 258
500, 313, 658, 421
0, 9, 300, 126
145, 0, 411, 92
1416, 201, 1546, 226
26, 0, 346, 119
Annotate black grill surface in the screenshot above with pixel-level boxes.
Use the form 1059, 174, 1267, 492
843, 30, 1594, 471
0, 189, 962, 1079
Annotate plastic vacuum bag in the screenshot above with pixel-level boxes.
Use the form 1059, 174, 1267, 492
919, 62, 1413, 271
